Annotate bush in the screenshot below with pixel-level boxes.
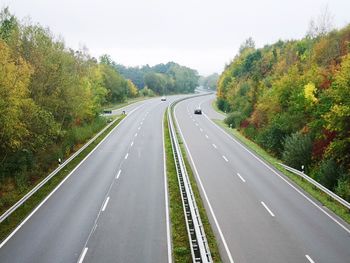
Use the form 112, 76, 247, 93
242, 124, 257, 139
315, 158, 345, 190
216, 97, 231, 112
256, 121, 287, 156
224, 111, 244, 128
139, 87, 155, 97
335, 176, 350, 202
282, 132, 312, 171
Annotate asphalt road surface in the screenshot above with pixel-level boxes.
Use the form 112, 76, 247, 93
174, 94, 350, 263
0, 95, 187, 263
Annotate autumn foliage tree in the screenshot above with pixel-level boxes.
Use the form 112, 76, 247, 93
217, 24, 350, 200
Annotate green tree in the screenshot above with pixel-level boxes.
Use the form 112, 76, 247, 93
282, 132, 313, 171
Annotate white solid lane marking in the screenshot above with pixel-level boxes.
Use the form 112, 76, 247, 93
78, 247, 88, 263
162, 114, 172, 263
195, 123, 199, 126
131, 141, 134, 147
125, 153, 129, 159
203, 112, 350, 234
116, 169, 121, 179
261, 201, 275, 217
237, 173, 246, 183
138, 127, 141, 130
305, 255, 315, 263
91, 223, 97, 234
0, 102, 147, 250
205, 134, 209, 139
102, 197, 110, 212
212, 143, 217, 149
140, 122, 143, 125
192, 119, 195, 122
200, 128, 203, 132
223, 155, 228, 162
174, 103, 235, 263
135, 133, 138, 137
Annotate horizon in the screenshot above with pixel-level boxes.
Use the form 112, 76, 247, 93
2, 0, 350, 75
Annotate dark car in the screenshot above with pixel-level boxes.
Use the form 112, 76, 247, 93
194, 108, 202, 114
161, 97, 167, 101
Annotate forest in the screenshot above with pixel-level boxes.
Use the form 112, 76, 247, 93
0, 8, 198, 206
199, 73, 219, 90
115, 62, 199, 94
217, 24, 350, 201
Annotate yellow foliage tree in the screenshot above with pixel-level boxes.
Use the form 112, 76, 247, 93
304, 82, 318, 103
127, 79, 138, 97
0, 40, 33, 151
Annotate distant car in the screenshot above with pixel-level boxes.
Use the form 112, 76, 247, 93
161, 97, 167, 101
194, 108, 202, 114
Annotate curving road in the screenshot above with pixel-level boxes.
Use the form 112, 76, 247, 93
0, 95, 188, 263
174, 94, 350, 263
2, 92, 349, 263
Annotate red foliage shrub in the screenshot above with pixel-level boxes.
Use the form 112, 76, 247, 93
312, 129, 337, 160
240, 119, 250, 128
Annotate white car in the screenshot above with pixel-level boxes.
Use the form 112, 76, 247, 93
161, 97, 167, 101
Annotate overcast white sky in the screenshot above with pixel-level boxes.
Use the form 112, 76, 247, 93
2, 0, 350, 75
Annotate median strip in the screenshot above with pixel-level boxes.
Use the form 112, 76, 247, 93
164, 112, 192, 262
167, 97, 223, 262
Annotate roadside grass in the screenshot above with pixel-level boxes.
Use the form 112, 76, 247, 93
213, 119, 350, 225
211, 100, 227, 117
164, 112, 192, 263
0, 115, 125, 243
169, 107, 222, 262
104, 96, 153, 111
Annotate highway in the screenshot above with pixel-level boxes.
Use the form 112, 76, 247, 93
174, 94, 350, 263
1, 92, 349, 263
0, 96, 186, 263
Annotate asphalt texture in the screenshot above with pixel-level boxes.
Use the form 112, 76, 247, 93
0, 95, 186, 263
174, 94, 350, 263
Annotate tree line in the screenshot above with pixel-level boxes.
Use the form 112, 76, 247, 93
0, 8, 198, 204
199, 73, 219, 90
115, 61, 199, 94
217, 25, 350, 201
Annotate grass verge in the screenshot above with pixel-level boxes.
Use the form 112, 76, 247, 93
164, 112, 191, 262
105, 96, 153, 111
213, 119, 350, 225
0, 115, 125, 242
211, 100, 227, 117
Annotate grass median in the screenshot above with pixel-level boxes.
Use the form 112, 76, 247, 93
178, 142, 223, 262
0, 115, 125, 243
164, 112, 192, 262
166, 106, 222, 262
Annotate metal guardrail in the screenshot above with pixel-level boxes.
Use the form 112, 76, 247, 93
168, 103, 212, 263
279, 163, 350, 210
0, 115, 123, 223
